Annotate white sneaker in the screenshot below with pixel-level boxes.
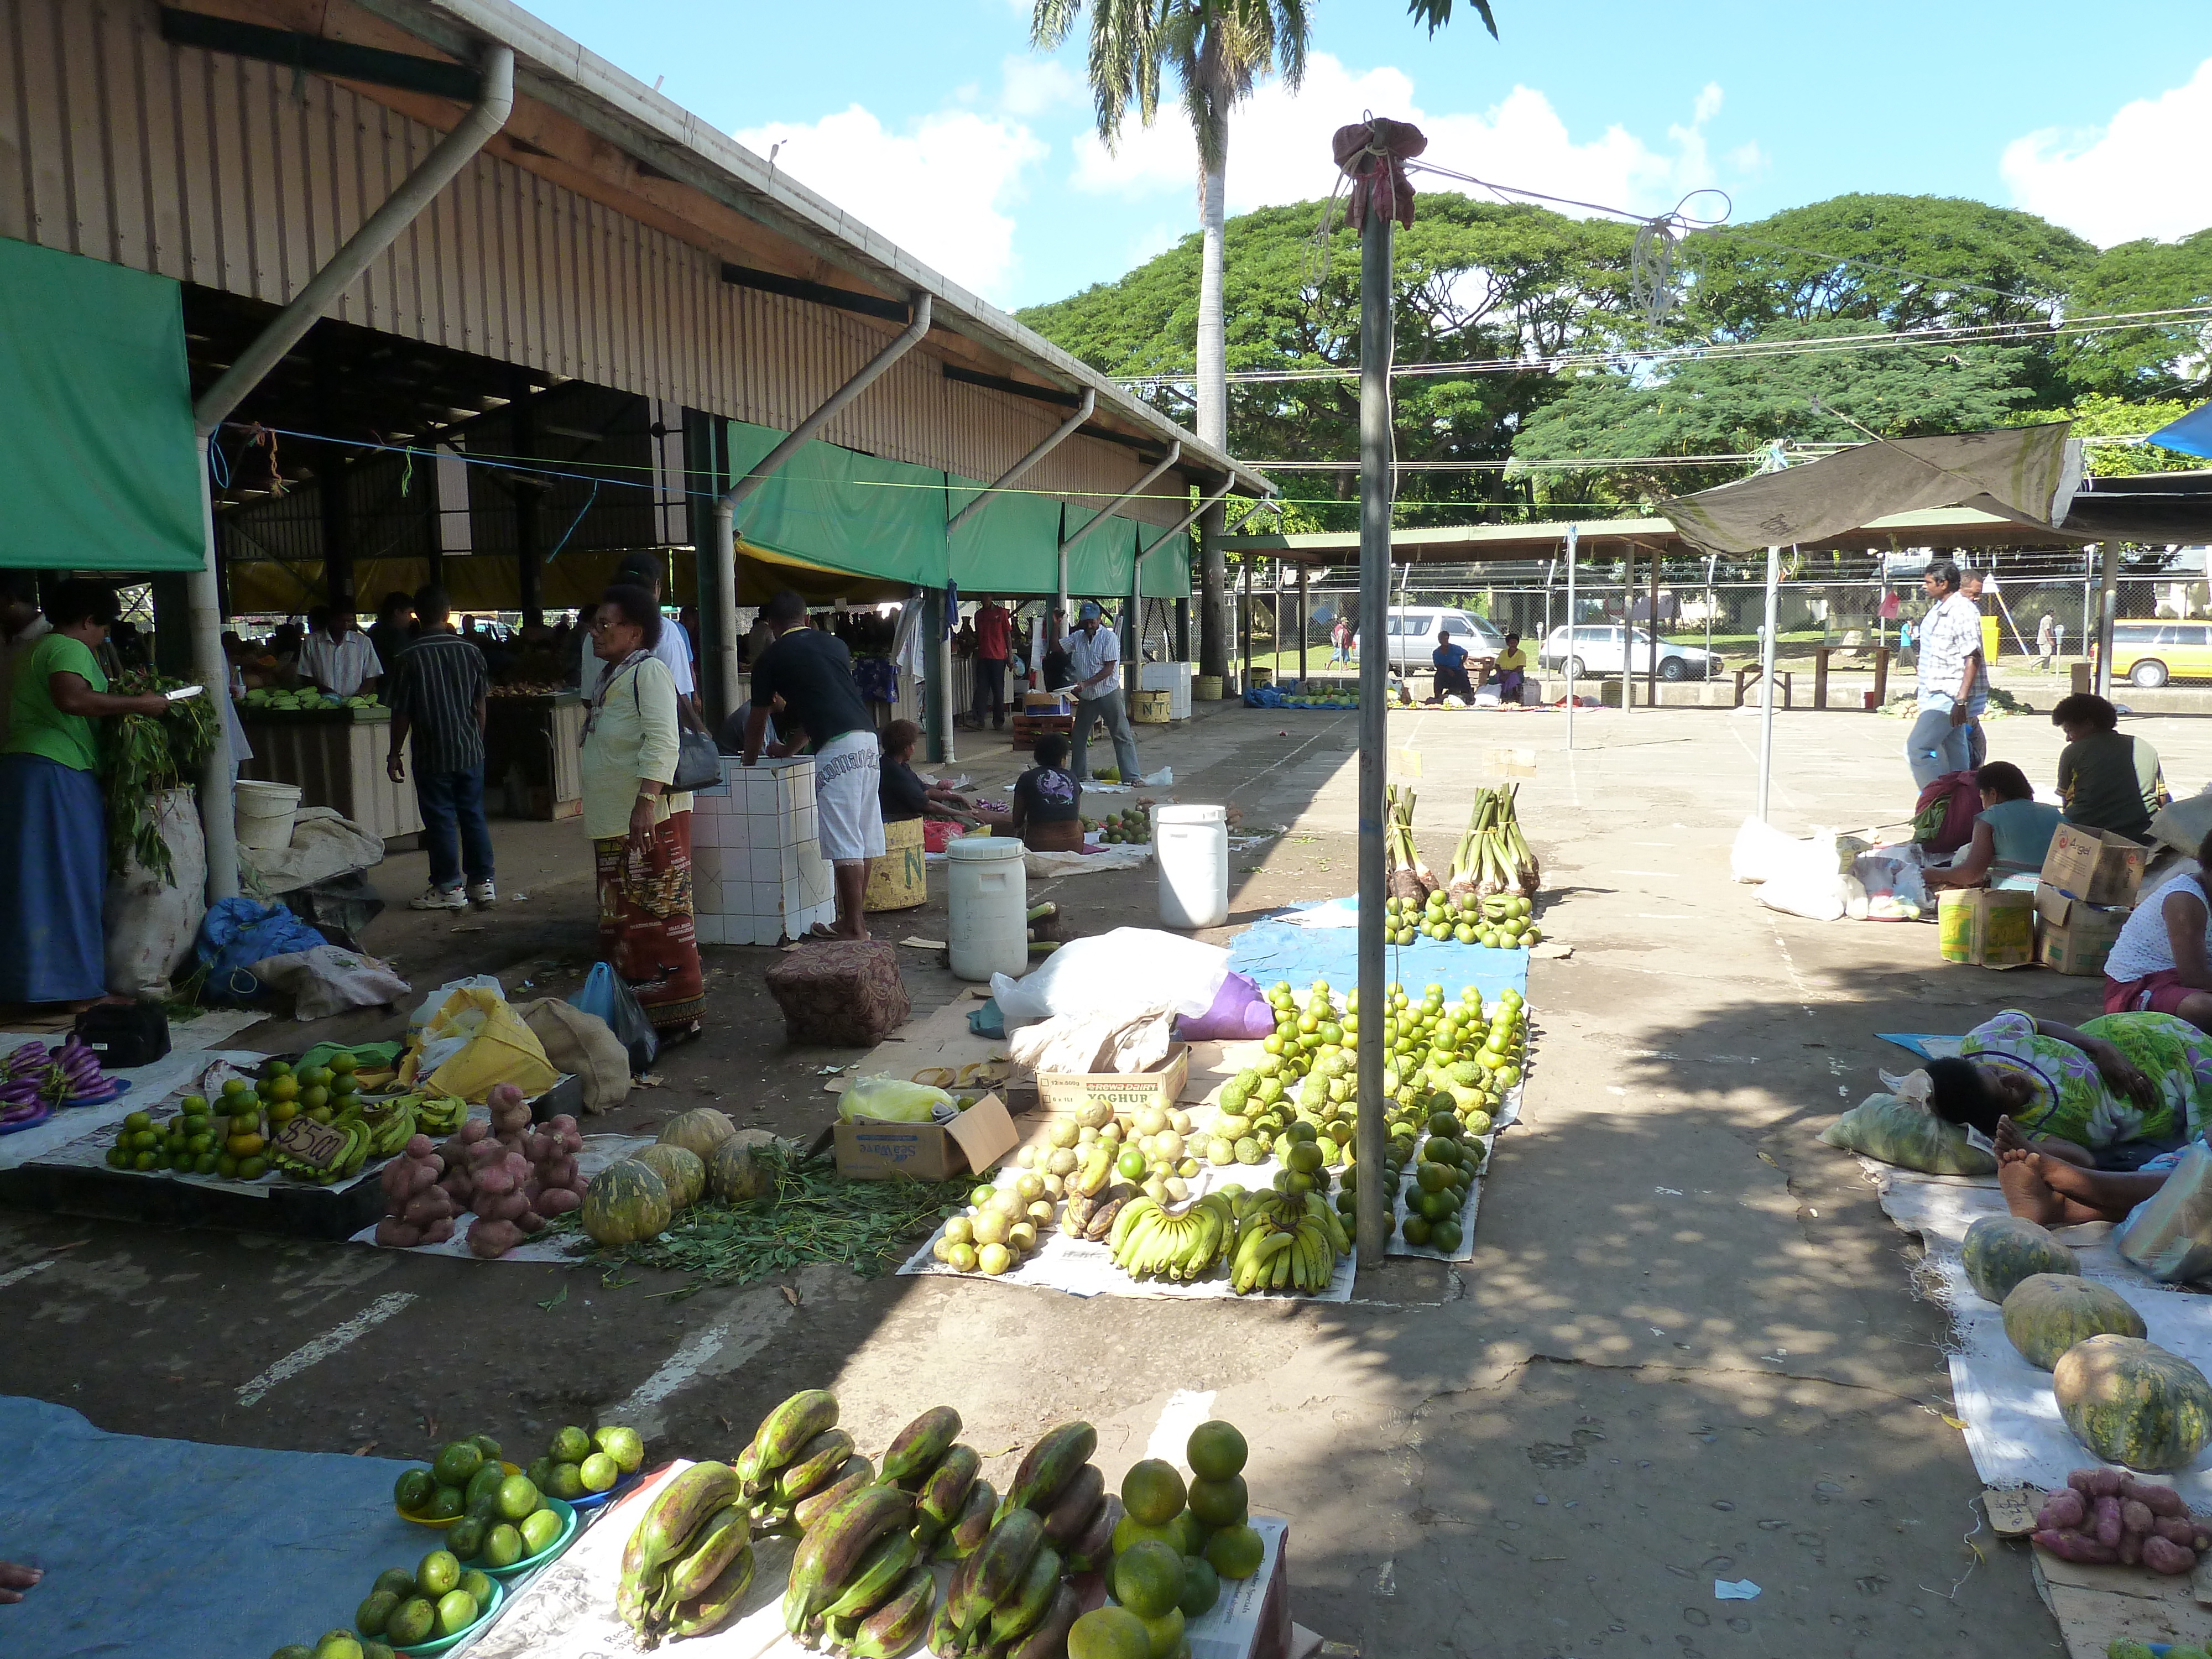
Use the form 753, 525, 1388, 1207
468, 881, 497, 907
410, 885, 467, 911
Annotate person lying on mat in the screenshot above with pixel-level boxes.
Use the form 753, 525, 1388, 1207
1921, 761, 2062, 890
1925, 1009, 2212, 1157
1994, 1117, 2187, 1227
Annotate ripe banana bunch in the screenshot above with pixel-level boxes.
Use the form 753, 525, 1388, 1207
1069, 1142, 1115, 1198
735, 1390, 874, 1533
1060, 1182, 1136, 1245
1109, 1192, 1235, 1281
780, 1481, 930, 1655
615, 1460, 754, 1641
1230, 1190, 1351, 1294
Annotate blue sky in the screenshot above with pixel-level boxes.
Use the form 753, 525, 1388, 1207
528, 0, 2212, 310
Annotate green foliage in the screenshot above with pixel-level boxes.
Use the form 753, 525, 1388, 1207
2033, 392, 2208, 476
2059, 229, 2212, 399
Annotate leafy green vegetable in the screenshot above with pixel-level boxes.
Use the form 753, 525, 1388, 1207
101, 670, 217, 883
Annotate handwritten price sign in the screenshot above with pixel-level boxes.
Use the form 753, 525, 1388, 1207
271, 1116, 347, 1170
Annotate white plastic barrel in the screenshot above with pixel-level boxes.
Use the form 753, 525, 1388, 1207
233, 780, 303, 850
1156, 804, 1229, 930
947, 836, 1029, 982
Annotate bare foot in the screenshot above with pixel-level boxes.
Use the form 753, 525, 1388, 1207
1993, 1116, 2034, 1157
1999, 1146, 2073, 1225
0, 1561, 43, 1603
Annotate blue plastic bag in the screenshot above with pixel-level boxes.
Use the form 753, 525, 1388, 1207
194, 898, 327, 1003
571, 961, 658, 1075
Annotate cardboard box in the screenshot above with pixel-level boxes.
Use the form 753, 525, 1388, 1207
1939, 888, 2038, 969
1035, 1044, 1193, 1116
831, 1092, 1020, 1182
1022, 691, 1071, 713
2036, 885, 2130, 977
2041, 822, 2148, 906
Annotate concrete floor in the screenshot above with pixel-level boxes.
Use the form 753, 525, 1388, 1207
9, 697, 2212, 1656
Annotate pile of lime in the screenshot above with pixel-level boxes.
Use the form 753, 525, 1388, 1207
393, 1435, 566, 1568
524, 1422, 643, 1500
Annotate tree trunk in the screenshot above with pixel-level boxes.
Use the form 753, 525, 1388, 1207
1196, 140, 1229, 679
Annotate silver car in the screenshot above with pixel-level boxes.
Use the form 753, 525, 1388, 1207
1538, 624, 1720, 681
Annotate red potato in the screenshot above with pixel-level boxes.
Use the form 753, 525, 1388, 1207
2093, 1495, 2125, 1548
422, 1217, 455, 1244
401, 1192, 451, 1228
2033, 1528, 2119, 1564
2038, 1489, 2088, 1531
2153, 1516, 2198, 1547
458, 1119, 491, 1144
475, 1166, 515, 1198
537, 1188, 582, 1216
2123, 1479, 2187, 1517
379, 1162, 408, 1198
516, 1211, 546, 1235
2122, 1499, 2155, 1537
405, 1133, 435, 1159
2069, 1468, 2126, 1499
2144, 1535, 2198, 1575
548, 1113, 577, 1136
468, 1219, 524, 1258
374, 1218, 424, 1247
2120, 1532, 2143, 1566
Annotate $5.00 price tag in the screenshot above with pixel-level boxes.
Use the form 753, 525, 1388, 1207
270, 1116, 347, 1170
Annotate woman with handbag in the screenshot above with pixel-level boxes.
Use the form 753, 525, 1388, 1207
582, 585, 704, 1042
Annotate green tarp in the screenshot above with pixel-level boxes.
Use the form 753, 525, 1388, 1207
0, 238, 202, 571
724, 420, 1192, 599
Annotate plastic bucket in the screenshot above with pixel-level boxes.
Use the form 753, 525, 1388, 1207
233, 780, 302, 850
1248, 666, 1272, 687
1156, 804, 1229, 930
1195, 675, 1223, 701
865, 816, 929, 911
947, 836, 1027, 982
1131, 690, 1171, 724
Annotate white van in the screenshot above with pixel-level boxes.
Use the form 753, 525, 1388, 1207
1355, 606, 1507, 674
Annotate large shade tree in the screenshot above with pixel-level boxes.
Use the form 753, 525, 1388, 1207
1029, 0, 1494, 674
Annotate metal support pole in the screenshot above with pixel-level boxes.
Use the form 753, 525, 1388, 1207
187, 42, 515, 905
2095, 542, 2119, 700
1564, 526, 1578, 750
1239, 558, 1251, 688
1757, 545, 1780, 821
924, 588, 949, 764
1354, 204, 1393, 1267
1297, 566, 1309, 685
1619, 546, 1634, 712
1646, 547, 1660, 706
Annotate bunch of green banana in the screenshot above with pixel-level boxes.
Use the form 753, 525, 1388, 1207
270, 1117, 374, 1185
780, 1482, 927, 1653
615, 1460, 753, 1642
1108, 1193, 1235, 1281
735, 1390, 872, 1532
928, 1509, 1061, 1659
1229, 1189, 1350, 1294
412, 1094, 466, 1135
359, 1098, 418, 1157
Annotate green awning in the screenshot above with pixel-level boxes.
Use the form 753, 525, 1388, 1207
1139, 522, 1193, 600
0, 237, 203, 571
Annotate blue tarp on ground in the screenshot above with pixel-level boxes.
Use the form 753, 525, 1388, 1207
1226, 901, 1531, 1002
0, 1394, 426, 1657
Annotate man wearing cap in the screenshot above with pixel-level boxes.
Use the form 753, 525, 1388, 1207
1065, 601, 1140, 784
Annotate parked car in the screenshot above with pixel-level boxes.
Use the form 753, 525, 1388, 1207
2094, 622, 2212, 688
1537, 624, 1721, 681
1356, 606, 1508, 674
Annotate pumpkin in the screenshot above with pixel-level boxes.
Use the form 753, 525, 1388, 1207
2002, 1274, 2147, 1369
1963, 1215, 2078, 1305
633, 1144, 706, 1209
709, 1133, 773, 1203
659, 1108, 737, 1162
2054, 1335, 2212, 1472
581, 1159, 672, 1246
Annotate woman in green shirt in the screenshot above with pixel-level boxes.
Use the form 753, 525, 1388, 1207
0, 581, 169, 1006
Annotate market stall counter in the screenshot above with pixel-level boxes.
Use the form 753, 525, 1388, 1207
484, 690, 586, 820
239, 704, 422, 844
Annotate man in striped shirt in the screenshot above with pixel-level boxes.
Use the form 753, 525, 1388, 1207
385, 585, 495, 911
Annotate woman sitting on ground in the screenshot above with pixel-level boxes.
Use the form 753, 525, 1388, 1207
1003, 731, 1083, 853
878, 719, 1001, 827
2053, 692, 2168, 842
1923, 761, 2063, 889
1926, 1008, 2212, 1159
2101, 825, 2212, 1025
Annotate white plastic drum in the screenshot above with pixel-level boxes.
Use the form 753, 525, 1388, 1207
1156, 804, 1229, 930
946, 836, 1029, 982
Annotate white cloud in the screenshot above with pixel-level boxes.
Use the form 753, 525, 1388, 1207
1001, 56, 1082, 118
2001, 59, 2212, 246
733, 105, 1046, 299
1067, 54, 1740, 222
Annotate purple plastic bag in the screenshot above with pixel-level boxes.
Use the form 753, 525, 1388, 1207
1177, 971, 1274, 1042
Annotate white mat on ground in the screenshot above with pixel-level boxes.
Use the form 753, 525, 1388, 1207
1870, 1162, 2212, 1501
345, 1134, 653, 1261
1025, 844, 1152, 879
475, 1461, 1286, 1659
0, 1045, 268, 1171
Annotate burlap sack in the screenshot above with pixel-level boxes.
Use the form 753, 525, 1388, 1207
519, 998, 632, 1114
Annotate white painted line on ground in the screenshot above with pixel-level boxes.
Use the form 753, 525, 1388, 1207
236, 1292, 416, 1407
606, 1290, 796, 1436
1145, 1388, 1218, 1469
0, 1260, 56, 1291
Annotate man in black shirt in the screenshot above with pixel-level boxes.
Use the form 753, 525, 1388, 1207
743, 589, 881, 941
384, 585, 494, 910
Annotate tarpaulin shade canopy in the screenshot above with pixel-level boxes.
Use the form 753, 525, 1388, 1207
2150, 403, 2212, 462
0, 237, 204, 571
726, 420, 1193, 599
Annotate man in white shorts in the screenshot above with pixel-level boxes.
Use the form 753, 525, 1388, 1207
742, 589, 884, 941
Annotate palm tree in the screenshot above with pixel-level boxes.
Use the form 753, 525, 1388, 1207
1031, 0, 1494, 675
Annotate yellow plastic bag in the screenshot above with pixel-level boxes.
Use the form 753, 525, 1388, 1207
838, 1074, 955, 1124
413, 987, 559, 1103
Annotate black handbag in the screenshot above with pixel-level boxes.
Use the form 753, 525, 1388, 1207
672, 724, 721, 792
